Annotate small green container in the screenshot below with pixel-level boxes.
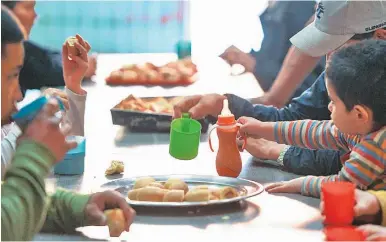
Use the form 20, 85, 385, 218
176, 40, 192, 59
169, 113, 201, 160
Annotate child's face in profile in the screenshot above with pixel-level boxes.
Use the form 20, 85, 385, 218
325, 78, 374, 135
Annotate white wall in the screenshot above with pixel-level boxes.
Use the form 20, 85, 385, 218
190, 0, 268, 58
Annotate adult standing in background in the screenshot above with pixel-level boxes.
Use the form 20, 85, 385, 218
220, 1, 324, 102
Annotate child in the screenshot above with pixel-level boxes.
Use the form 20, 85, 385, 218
1, 7, 135, 240
237, 39, 386, 198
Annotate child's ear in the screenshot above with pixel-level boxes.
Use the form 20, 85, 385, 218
374, 28, 386, 40
353, 105, 371, 123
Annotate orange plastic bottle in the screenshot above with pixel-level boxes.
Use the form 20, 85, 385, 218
208, 99, 247, 178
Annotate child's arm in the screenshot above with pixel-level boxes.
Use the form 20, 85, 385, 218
62, 87, 86, 136
40, 190, 90, 233
1, 140, 55, 241
273, 120, 353, 151
239, 118, 353, 151
301, 139, 385, 197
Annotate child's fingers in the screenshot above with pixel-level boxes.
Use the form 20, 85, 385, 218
265, 182, 285, 192
266, 185, 290, 194
320, 201, 325, 214
71, 55, 89, 70
75, 34, 86, 48
236, 116, 249, 125
367, 234, 386, 241
357, 224, 381, 236
74, 42, 88, 61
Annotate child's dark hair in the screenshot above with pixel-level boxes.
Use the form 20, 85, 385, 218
1, 6, 24, 58
326, 39, 386, 127
1, 1, 18, 10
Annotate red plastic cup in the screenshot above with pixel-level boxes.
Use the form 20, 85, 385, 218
324, 226, 366, 241
322, 181, 355, 226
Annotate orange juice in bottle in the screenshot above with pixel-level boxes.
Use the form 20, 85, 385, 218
208, 99, 247, 177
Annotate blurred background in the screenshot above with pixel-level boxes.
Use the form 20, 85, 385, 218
29, 0, 267, 57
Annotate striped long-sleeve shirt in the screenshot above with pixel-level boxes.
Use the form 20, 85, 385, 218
274, 120, 386, 197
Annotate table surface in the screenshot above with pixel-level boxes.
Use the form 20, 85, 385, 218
34, 54, 324, 241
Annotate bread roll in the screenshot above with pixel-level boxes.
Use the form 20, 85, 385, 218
218, 186, 239, 199
192, 185, 209, 190
184, 189, 210, 202
136, 187, 167, 202
133, 177, 156, 189
104, 209, 127, 237
148, 182, 164, 189
163, 190, 184, 202
164, 178, 189, 194
127, 188, 142, 200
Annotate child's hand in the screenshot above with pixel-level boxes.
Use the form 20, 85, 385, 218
265, 177, 304, 194
84, 190, 136, 231
320, 189, 381, 223
357, 224, 386, 241
237, 116, 263, 139
42, 88, 69, 110
62, 34, 90, 95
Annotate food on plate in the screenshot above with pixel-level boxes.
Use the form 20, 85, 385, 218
164, 178, 189, 194
136, 187, 168, 202
218, 186, 239, 199
148, 182, 165, 189
184, 189, 210, 202
133, 176, 156, 189
125, 177, 242, 203
127, 188, 141, 200
115, 95, 184, 115
192, 185, 209, 190
105, 58, 197, 85
105, 160, 125, 175
163, 190, 185, 202
104, 208, 127, 237
209, 194, 219, 200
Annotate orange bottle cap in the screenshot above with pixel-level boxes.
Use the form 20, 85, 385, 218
217, 115, 236, 125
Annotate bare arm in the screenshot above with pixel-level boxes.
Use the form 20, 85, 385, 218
262, 46, 321, 107
255, 14, 321, 107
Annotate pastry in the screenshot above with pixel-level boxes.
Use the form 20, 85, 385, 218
164, 178, 189, 194
147, 182, 164, 189
209, 194, 219, 200
133, 177, 156, 189
163, 190, 185, 202
184, 189, 210, 202
192, 185, 209, 190
159, 67, 181, 83
136, 187, 167, 202
127, 188, 142, 200
218, 186, 239, 199
105, 160, 124, 175
104, 208, 127, 237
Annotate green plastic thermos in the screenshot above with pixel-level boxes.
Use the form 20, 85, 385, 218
169, 113, 201, 160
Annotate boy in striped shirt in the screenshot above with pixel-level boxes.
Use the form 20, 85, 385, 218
237, 39, 386, 198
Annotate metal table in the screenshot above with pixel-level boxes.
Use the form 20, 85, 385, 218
34, 54, 324, 241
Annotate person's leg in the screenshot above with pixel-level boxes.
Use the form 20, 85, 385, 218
282, 147, 344, 176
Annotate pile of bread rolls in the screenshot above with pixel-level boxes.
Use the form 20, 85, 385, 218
106, 58, 197, 85
128, 177, 240, 202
